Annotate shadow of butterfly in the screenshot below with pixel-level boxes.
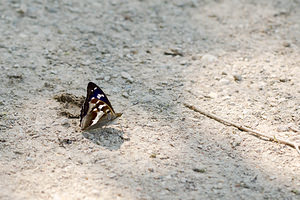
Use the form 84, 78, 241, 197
80, 82, 122, 130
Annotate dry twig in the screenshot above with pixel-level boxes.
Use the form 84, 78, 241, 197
184, 103, 300, 154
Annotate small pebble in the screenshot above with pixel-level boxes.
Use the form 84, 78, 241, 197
231, 135, 243, 147
282, 42, 291, 47
207, 92, 218, 99
112, 87, 120, 93
61, 119, 70, 128
148, 168, 154, 172
121, 71, 134, 83
150, 153, 157, 158
219, 78, 230, 85
122, 92, 129, 98
111, 73, 118, 78
91, 189, 100, 195
81, 60, 92, 66
279, 78, 289, 82
107, 173, 116, 178
216, 183, 223, 189
201, 54, 217, 64
191, 55, 197, 60
193, 168, 206, 173
26, 157, 34, 162
16, 4, 27, 15
277, 125, 289, 132
50, 70, 57, 75
104, 76, 111, 81
233, 74, 242, 82
96, 74, 104, 80
180, 60, 188, 65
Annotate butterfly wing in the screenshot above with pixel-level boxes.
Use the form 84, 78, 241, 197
80, 82, 122, 130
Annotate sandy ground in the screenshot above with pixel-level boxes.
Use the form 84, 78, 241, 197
0, 0, 300, 199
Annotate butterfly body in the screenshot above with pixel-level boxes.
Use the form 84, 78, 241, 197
80, 82, 122, 130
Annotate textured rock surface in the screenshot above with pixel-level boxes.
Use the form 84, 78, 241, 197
0, 0, 299, 199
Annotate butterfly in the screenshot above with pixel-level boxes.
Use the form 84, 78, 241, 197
80, 82, 122, 130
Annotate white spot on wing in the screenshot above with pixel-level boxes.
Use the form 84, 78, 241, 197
91, 110, 104, 126
97, 94, 104, 99
92, 105, 104, 111
98, 105, 105, 109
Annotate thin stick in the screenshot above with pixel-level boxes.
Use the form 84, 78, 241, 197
184, 103, 300, 154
